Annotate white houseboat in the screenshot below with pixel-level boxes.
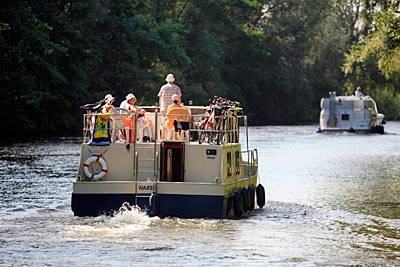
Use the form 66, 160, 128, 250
72, 98, 265, 219
318, 91, 385, 134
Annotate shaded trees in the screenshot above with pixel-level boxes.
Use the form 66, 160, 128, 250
343, 0, 400, 118
1, 0, 399, 142
253, 0, 348, 123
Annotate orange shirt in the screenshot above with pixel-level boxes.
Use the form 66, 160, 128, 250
166, 105, 191, 130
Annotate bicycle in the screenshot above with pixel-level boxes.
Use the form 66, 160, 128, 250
197, 96, 240, 145
198, 106, 218, 144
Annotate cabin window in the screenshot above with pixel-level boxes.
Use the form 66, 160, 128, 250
235, 150, 241, 175
342, 114, 350, 121
227, 152, 232, 177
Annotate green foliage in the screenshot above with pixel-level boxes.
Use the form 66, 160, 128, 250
1, 0, 399, 142
342, 1, 400, 118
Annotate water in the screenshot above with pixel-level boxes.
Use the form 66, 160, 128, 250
0, 124, 399, 266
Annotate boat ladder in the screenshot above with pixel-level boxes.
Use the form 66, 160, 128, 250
134, 143, 159, 206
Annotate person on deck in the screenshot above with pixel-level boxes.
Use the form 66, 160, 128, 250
102, 94, 115, 114
166, 94, 191, 140
158, 73, 182, 114
355, 86, 364, 98
120, 93, 144, 115
120, 93, 153, 142
119, 93, 133, 109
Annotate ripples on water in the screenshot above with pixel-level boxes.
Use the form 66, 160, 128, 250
0, 125, 399, 266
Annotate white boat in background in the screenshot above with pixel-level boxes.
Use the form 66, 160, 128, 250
318, 91, 385, 134
72, 97, 265, 219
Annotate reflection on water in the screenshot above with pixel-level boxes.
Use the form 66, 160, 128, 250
250, 124, 400, 220
0, 124, 399, 266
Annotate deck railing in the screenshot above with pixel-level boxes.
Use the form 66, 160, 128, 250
82, 108, 244, 145
241, 148, 258, 177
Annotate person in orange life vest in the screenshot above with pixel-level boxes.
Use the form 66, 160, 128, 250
121, 93, 142, 143
125, 94, 154, 142
120, 93, 144, 114
118, 93, 136, 142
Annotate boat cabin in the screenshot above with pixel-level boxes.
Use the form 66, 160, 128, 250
318, 91, 385, 133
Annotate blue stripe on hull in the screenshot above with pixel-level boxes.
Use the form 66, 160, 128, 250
71, 194, 150, 216
157, 194, 225, 219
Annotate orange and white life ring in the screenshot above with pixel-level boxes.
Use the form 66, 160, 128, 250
83, 155, 107, 181
327, 117, 338, 127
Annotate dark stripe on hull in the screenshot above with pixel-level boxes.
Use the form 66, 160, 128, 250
157, 194, 225, 219
71, 193, 150, 216
71, 193, 225, 218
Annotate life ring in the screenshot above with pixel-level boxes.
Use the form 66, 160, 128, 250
256, 184, 265, 209
327, 117, 338, 127
83, 155, 107, 181
233, 191, 243, 218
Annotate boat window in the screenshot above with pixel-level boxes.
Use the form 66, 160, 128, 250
235, 150, 240, 175
227, 152, 232, 177
342, 114, 350, 121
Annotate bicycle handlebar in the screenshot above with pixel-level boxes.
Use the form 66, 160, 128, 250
80, 99, 106, 112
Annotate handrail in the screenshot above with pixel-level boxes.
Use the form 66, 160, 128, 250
135, 151, 139, 206
241, 148, 258, 177
154, 151, 159, 177
82, 110, 246, 145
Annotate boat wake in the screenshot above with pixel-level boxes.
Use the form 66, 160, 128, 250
108, 202, 155, 228
65, 203, 159, 239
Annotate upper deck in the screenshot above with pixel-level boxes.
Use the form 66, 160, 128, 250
82, 105, 244, 146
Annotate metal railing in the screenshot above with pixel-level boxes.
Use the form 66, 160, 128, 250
82, 110, 244, 145
241, 148, 258, 177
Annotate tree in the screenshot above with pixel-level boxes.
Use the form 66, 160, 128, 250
342, 1, 400, 118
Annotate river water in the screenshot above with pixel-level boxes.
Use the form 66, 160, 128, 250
0, 123, 399, 266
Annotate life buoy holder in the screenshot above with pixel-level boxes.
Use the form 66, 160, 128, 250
83, 155, 107, 181
327, 117, 338, 127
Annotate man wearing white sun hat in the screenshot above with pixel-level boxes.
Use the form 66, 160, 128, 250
158, 73, 182, 114
120, 93, 136, 110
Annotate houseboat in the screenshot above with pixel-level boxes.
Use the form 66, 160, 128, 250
71, 98, 265, 219
318, 91, 385, 134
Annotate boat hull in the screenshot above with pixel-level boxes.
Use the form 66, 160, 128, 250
71, 193, 150, 216
71, 193, 226, 218
157, 194, 225, 219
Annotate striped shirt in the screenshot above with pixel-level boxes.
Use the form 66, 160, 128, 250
158, 83, 181, 113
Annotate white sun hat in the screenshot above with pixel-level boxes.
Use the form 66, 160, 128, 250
126, 93, 136, 100
104, 94, 115, 103
165, 73, 175, 82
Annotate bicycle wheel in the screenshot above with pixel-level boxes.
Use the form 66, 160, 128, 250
198, 123, 208, 144
199, 129, 207, 144
214, 122, 221, 145
221, 117, 229, 144
207, 131, 217, 145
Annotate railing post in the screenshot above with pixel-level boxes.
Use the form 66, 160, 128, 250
135, 151, 139, 206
